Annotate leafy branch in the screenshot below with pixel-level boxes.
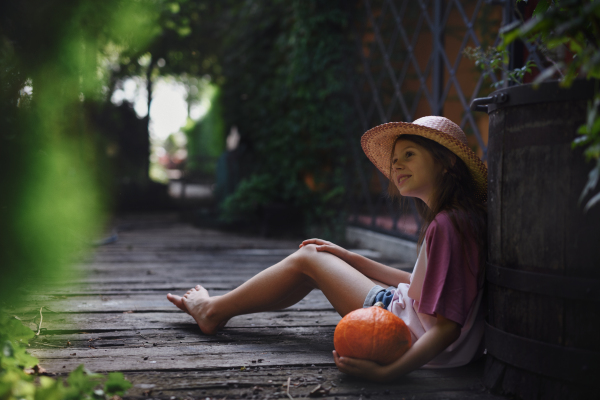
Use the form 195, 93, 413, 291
463, 46, 537, 88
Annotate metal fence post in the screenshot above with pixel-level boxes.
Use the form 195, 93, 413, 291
433, 0, 444, 116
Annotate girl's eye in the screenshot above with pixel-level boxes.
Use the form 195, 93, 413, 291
392, 158, 398, 164
405, 151, 413, 157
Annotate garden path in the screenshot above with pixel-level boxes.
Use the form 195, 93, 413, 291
20, 213, 508, 399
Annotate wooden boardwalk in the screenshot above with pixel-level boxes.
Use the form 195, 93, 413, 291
19, 213, 507, 399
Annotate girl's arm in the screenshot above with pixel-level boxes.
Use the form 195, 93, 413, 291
300, 239, 410, 286
333, 314, 461, 382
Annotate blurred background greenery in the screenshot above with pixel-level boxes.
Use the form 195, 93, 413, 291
0, 0, 355, 307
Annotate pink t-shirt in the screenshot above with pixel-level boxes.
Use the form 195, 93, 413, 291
388, 210, 485, 368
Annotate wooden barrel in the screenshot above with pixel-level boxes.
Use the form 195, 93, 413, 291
477, 80, 600, 400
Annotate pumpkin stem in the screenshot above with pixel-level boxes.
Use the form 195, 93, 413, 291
373, 301, 385, 309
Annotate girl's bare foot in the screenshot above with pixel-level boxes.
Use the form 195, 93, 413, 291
181, 285, 226, 335
167, 289, 196, 314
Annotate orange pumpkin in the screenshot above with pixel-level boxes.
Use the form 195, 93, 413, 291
334, 304, 412, 365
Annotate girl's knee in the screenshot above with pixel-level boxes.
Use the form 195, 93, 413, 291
290, 244, 320, 270
292, 244, 317, 261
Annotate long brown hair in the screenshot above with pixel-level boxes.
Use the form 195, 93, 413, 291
388, 134, 487, 281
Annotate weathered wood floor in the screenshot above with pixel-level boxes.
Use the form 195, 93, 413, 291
18, 213, 508, 399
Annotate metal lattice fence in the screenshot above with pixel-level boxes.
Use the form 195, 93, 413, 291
346, 0, 524, 241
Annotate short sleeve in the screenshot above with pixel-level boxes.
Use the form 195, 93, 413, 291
417, 212, 480, 326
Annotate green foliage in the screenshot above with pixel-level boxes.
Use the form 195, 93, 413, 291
112, 0, 226, 82
574, 87, 600, 211
0, 0, 160, 397
0, 315, 38, 373
0, 313, 132, 400
220, 174, 280, 222
218, 0, 355, 240
502, 0, 600, 86
103, 372, 132, 396
463, 46, 537, 88
477, 0, 600, 211
184, 84, 226, 176
0, 1, 142, 305
0, 0, 162, 304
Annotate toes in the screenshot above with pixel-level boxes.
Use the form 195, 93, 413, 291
167, 294, 188, 313
167, 293, 180, 303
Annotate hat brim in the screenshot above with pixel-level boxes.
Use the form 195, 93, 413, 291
361, 122, 488, 203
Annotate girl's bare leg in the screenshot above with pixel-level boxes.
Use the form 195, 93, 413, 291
166, 244, 375, 334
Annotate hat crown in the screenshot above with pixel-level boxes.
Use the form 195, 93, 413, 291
412, 116, 468, 146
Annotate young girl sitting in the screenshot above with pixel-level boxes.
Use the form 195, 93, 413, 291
167, 116, 487, 382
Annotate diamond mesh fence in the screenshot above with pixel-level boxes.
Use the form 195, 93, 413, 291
346, 0, 519, 242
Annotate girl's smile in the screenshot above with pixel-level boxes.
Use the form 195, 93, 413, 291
396, 174, 411, 186
392, 139, 443, 207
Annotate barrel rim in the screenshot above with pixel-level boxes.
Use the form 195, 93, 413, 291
485, 79, 597, 112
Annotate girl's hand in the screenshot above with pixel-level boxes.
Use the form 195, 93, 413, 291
332, 350, 392, 382
299, 239, 350, 261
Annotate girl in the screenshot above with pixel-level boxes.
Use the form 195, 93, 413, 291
167, 116, 487, 382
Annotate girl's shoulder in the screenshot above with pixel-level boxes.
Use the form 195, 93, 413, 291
428, 209, 457, 230
426, 209, 475, 239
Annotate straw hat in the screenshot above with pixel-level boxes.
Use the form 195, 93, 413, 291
361, 116, 488, 203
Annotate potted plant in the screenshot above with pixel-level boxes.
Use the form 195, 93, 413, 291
467, 1, 600, 399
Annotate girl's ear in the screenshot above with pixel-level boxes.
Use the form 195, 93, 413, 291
450, 154, 457, 167
443, 154, 456, 175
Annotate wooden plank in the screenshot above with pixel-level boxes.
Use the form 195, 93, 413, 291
14, 290, 333, 312
30, 342, 337, 372
20, 310, 342, 332
37, 281, 257, 292
30, 326, 337, 349
87, 253, 295, 263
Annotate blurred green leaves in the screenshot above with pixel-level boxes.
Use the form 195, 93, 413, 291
0, 0, 160, 304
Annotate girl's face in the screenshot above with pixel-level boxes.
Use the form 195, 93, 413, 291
391, 139, 444, 208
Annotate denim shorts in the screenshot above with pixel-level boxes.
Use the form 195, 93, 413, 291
363, 285, 396, 309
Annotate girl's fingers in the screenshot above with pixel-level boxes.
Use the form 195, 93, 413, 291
334, 356, 360, 375
301, 238, 332, 246
317, 245, 339, 254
